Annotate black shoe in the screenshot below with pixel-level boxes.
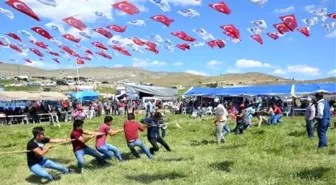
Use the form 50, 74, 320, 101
66, 169, 75, 174
51, 175, 61, 181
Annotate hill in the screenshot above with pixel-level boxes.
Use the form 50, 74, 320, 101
0, 63, 334, 87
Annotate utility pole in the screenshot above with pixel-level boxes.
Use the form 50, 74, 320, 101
17, 64, 20, 75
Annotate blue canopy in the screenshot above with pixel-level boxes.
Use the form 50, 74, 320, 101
183, 83, 336, 97
69, 91, 99, 101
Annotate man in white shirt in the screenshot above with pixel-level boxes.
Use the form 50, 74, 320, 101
315, 92, 331, 148
304, 97, 316, 138
214, 102, 228, 144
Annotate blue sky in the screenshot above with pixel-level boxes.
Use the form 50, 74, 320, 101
0, 0, 335, 80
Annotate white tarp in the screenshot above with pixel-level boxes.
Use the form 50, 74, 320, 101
126, 84, 178, 98
0, 91, 67, 101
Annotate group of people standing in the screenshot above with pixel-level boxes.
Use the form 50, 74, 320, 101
26, 111, 171, 182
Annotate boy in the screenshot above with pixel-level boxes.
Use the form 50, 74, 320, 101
71, 120, 109, 173
96, 116, 124, 161
141, 112, 171, 155
27, 127, 72, 181
124, 113, 153, 159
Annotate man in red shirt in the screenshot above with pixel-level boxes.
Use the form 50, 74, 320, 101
96, 116, 124, 161
71, 120, 109, 173
123, 113, 153, 159
270, 104, 283, 125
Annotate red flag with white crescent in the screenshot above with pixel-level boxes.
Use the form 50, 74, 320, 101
297, 27, 310, 37
250, 35, 263, 45
209, 2, 231, 15
63, 16, 87, 31
76, 58, 84, 65
112, 1, 140, 15
279, 14, 298, 31
5, 0, 40, 21
31, 27, 53, 40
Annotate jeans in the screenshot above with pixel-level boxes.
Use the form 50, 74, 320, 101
30, 158, 69, 180
148, 137, 171, 154
222, 124, 230, 135
268, 114, 282, 125
75, 147, 105, 168
127, 139, 153, 159
306, 119, 314, 138
97, 144, 122, 161
216, 121, 226, 143
317, 119, 330, 148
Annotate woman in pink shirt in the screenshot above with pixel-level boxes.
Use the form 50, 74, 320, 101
96, 116, 124, 161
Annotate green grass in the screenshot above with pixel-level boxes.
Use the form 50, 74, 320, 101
0, 80, 15, 85
0, 115, 335, 185
4, 86, 40, 92
96, 87, 116, 94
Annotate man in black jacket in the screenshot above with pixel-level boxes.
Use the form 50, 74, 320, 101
140, 112, 171, 155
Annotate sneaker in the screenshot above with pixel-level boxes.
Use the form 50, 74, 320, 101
77, 167, 84, 174
51, 175, 61, 181
66, 169, 75, 174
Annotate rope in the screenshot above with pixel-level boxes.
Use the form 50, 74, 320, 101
0, 139, 75, 155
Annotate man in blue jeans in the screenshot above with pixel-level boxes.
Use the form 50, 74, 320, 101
304, 97, 316, 138
26, 127, 73, 181
124, 113, 153, 159
71, 120, 110, 173
96, 116, 124, 161
315, 92, 331, 148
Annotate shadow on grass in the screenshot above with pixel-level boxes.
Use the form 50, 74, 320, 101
190, 140, 216, 146
157, 157, 194, 162
220, 144, 247, 150
48, 157, 74, 164
288, 130, 306, 137
210, 161, 234, 172
126, 172, 186, 184
121, 150, 149, 160
296, 167, 330, 180
0, 143, 19, 148
25, 175, 50, 185
251, 130, 265, 135
328, 149, 336, 155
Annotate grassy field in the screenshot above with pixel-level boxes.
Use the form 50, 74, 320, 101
0, 115, 335, 185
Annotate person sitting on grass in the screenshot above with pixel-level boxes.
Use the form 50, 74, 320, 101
124, 113, 153, 159
27, 127, 73, 181
141, 112, 171, 155
71, 120, 109, 174
96, 116, 124, 162
233, 104, 250, 135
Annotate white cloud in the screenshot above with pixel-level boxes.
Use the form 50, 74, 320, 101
24, 61, 59, 70
287, 65, 320, 76
25, 0, 200, 23
275, 65, 320, 76
151, 60, 166, 66
273, 69, 287, 75
173, 62, 183, 66
207, 60, 222, 69
327, 69, 336, 76
235, 59, 271, 68
131, 58, 166, 67
287, 37, 294, 41
304, 5, 315, 11
113, 64, 123, 68
326, 30, 336, 38
274, 6, 295, 13
185, 70, 208, 76
24, 0, 115, 23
